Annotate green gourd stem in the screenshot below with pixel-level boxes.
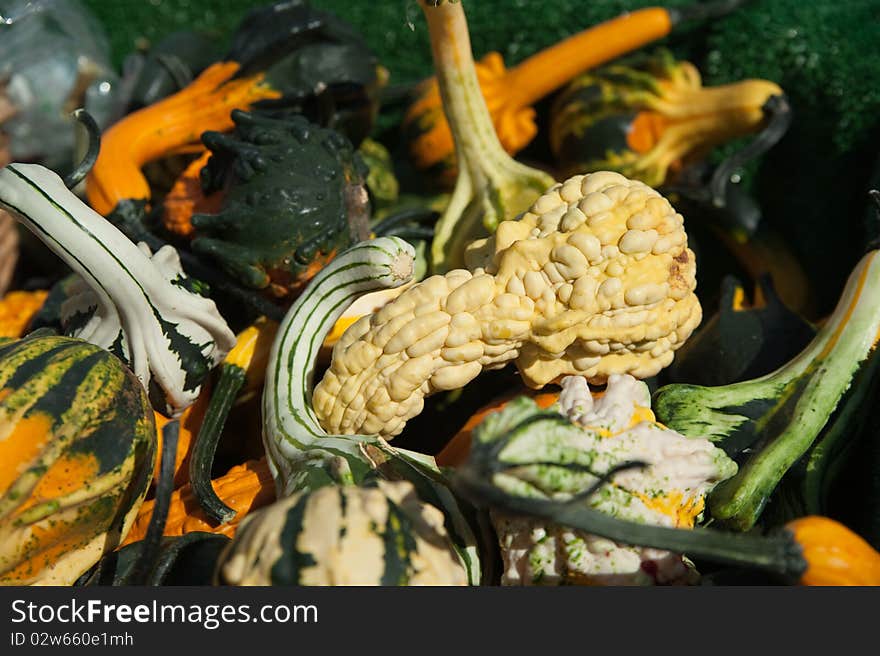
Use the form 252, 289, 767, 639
189, 364, 247, 524
263, 237, 416, 497
454, 466, 806, 581
126, 421, 180, 586
420, 0, 554, 273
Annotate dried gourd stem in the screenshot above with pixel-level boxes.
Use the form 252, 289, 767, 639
62, 109, 101, 190
125, 421, 180, 586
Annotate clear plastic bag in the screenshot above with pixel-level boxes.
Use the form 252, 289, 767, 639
0, 0, 121, 172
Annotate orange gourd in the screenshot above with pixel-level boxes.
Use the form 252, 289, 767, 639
786, 516, 880, 586
0, 289, 48, 339
122, 458, 275, 545
85, 61, 281, 216
402, 7, 673, 183
161, 150, 224, 238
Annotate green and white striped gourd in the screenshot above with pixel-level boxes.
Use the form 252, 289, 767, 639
0, 164, 235, 416
217, 479, 469, 586
0, 333, 155, 585
263, 237, 414, 493
261, 236, 481, 584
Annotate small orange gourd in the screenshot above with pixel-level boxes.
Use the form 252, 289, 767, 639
122, 458, 275, 545
0, 289, 48, 339
786, 516, 880, 586
160, 150, 224, 238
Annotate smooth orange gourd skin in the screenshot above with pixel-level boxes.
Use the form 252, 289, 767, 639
436, 390, 560, 467
122, 458, 275, 545
786, 516, 880, 586
85, 62, 281, 216
161, 150, 224, 238
0, 290, 48, 339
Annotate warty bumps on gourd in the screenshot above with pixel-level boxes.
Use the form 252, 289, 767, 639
313, 171, 701, 438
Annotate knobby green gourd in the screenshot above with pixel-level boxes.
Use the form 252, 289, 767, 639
0, 164, 236, 416
0, 334, 156, 585
654, 249, 880, 530
261, 236, 481, 583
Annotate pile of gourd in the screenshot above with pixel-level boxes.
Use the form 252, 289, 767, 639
1, 0, 879, 587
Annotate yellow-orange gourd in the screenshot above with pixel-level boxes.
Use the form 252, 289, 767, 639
0, 290, 48, 339
85, 62, 280, 216
123, 458, 275, 545
786, 516, 880, 586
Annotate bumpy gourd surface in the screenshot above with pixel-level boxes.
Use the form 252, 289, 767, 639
314, 171, 701, 438
488, 374, 735, 585
192, 110, 369, 297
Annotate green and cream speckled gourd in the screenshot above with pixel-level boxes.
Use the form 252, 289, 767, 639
0, 334, 155, 585
482, 374, 736, 585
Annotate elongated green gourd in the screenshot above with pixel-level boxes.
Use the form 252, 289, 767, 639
654, 249, 880, 530
0, 164, 235, 416
262, 236, 482, 583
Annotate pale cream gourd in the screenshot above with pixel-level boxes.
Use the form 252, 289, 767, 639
313, 170, 701, 438
216, 480, 468, 586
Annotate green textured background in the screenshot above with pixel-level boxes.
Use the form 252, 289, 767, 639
82, 0, 880, 314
